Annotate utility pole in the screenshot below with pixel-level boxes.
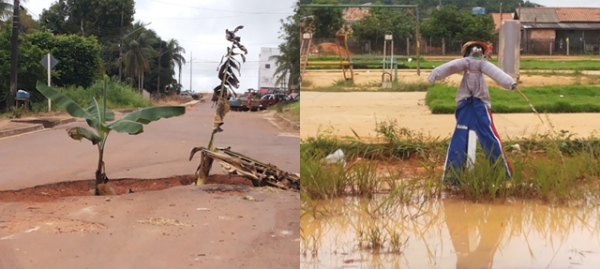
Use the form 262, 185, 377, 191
118, 10, 124, 81
416, 6, 421, 76
8, 0, 20, 110
189, 51, 192, 92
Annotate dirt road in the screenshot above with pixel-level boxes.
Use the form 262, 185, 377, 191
0, 101, 300, 269
301, 91, 600, 140
0, 101, 299, 190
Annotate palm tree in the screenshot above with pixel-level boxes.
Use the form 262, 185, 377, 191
122, 23, 157, 92
155, 38, 185, 93
0, 0, 13, 22
166, 38, 186, 88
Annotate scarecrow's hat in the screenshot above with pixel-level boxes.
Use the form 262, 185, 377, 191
461, 41, 490, 58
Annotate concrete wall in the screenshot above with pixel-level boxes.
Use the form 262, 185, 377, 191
258, 47, 281, 90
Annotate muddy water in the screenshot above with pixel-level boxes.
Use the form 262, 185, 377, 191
301, 197, 600, 269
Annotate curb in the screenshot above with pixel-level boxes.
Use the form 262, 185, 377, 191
10, 117, 77, 128
274, 113, 300, 131
0, 123, 44, 139
183, 100, 201, 107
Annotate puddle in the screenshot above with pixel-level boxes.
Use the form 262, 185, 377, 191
301, 197, 600, 269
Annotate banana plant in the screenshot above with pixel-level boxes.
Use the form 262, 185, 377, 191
193, 26, 248, 186
35, 78, 186, 195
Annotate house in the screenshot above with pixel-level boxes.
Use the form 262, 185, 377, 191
342, 4, 371, 27
491, 13, 515, 32
258, 47, 282, 94
514, 7, 600, 54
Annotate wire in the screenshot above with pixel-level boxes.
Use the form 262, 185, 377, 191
136, 12, 292, 20
146, 0, 292, 14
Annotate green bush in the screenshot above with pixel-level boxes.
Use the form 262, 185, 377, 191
426, 84, 600, 114
33, 79, 152, 111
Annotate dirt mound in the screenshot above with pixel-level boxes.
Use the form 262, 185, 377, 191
0, 174, 254, 203
311, 42, 350, 55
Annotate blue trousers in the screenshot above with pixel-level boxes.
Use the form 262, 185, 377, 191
443, 97, 513, 184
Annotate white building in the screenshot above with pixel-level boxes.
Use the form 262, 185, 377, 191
258, 47, 283, 94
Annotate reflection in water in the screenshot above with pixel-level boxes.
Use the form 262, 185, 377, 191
301, 197, 600, 269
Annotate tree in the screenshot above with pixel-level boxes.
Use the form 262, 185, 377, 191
350, 1, 416, 48
310, 0, 345, 39
166, 39, 186, 91
39, 0, 135, 39
0, 28, 45, 111
122, 23, 157, 93
421, 5, 494, 43
36, 78, 185, 195
29, 31, 103, 88
272, 0, 304, 93
144, 38, 185, 94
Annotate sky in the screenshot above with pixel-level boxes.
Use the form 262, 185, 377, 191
533, 0, 600, 7
25, 0, 297, 93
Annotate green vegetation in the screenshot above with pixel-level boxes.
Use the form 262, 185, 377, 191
306, 57, 600, 71
1, 0, 186, 112
271, 1, 302, 93
421, 4, 495, 42
426, 84, 600, 114
36, 78, 185, 195
28, 32, 103, 88
52, 80, 153, 110
272, 101, 300, 122
301, 120, 600, 204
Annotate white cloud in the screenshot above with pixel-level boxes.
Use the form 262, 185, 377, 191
25, 0, 295, 93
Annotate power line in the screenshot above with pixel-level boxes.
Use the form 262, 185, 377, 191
136, 12, 292, 20
146, 0, 292, 14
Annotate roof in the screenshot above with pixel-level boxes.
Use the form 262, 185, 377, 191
516, 7, 600, 23
491, 13, 514, 31
342, 4, 370, 25
521, 22, 600, 29
555, 8, 600, 22
516, 7, 560, 23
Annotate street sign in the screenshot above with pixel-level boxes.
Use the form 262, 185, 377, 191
40, 54, 59, 69
40, 53, 59, 112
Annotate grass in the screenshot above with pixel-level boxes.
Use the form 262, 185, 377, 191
1, 79, 154, 118
272, 101, 300, 122
300, 120, 600, 205
306, 56, 600, 71
426, 84, 600, 114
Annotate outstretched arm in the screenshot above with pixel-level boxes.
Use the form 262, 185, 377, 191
481, 61, 517, 90
427, 58, 467, 84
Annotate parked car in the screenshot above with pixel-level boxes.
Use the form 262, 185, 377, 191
286, 93, 299, 102
259, 93, 286, 108
229, 96, 261, 111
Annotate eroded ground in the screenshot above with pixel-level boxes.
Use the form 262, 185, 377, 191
1, 184, 300, 269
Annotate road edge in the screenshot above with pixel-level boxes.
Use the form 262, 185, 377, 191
0, 100, 201, 139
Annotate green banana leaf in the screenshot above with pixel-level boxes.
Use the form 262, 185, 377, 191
67, 127, 102, 145
37, 81, 186, 137
115, 106, 187, 124
36, 81, 94, 121
108, 106, 186, 134
108, 119, 144, 135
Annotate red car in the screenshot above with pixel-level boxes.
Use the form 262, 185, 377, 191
259, 94, 286, 109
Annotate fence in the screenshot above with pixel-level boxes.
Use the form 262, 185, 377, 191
310, 37, 600, 56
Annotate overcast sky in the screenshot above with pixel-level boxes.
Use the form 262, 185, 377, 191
533, 0, 600, 7
26, 0, 296, 93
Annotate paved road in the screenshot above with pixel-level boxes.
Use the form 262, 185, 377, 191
0, 101, 300, 191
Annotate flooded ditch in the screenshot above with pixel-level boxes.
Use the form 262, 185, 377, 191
301, 196, 600, 269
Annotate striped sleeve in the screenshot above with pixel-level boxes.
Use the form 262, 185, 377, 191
481, 61, 516, 90
427, 59, 466, 84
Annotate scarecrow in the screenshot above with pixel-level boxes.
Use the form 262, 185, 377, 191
427, 41, 517, 185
